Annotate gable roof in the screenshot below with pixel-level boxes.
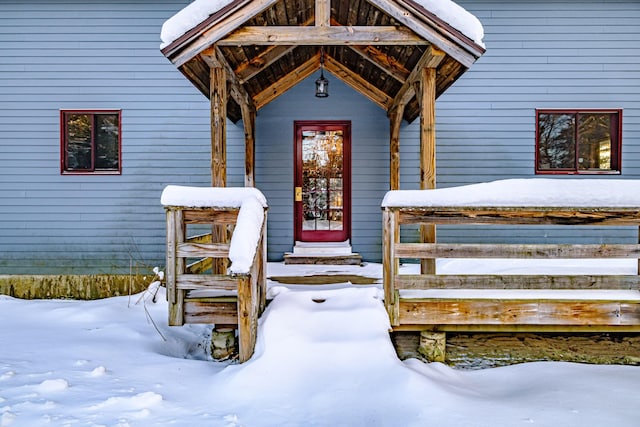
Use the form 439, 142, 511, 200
160, 0, 485, 123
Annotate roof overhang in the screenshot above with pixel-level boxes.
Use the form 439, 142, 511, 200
161, 0, 485, 123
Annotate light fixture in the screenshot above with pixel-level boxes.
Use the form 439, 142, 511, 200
315, 47, 329, 98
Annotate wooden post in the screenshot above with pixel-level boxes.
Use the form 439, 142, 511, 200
211, 66, 228, 274
419, 67, 437, 275
241, 104, 256, 187
167, 209, 185, 326
315, 0, 330, 27
383, 208, 398, 325
389, 106, 404, 191
237, 274, 258, 362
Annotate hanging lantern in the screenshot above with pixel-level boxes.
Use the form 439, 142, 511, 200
315, 48, 329, 98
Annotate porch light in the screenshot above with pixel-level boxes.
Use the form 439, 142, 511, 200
315, 48, 329, 98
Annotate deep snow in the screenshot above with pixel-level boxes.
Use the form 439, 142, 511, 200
1, 261, 639, 427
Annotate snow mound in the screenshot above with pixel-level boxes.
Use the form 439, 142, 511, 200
382, 178, 640, 208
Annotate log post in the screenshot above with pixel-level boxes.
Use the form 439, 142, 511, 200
419, 67, 437, 275
389, 105, 404, 191
241, 103, 256, 187
210, 66, 228, 274
167, 209, 185, 326
383, 208, 399, 324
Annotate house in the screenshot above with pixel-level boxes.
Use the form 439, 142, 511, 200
1, 0, 639, 288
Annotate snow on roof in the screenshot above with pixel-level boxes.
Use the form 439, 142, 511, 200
160, 0, 484, 49
413, 0, 485, 47
382, 179, 640, 208
160, 185, 268, 208
160, 0, 235, 48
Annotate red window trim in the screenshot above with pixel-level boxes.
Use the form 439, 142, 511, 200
535, 108, 622, 175
60, 109, 122, 175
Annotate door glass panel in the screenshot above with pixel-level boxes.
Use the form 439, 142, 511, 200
302, 130, 343, 232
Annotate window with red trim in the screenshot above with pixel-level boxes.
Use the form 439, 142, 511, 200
61, 110, 121, 174
536, 109, 622, 174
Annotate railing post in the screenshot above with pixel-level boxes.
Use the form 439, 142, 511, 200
383, 207, 398, 324
167, 209, 185, 326
237, 274, 257, 362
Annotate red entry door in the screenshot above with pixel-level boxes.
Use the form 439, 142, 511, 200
294, 121, 351, 243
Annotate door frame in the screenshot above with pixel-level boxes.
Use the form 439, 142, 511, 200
293, 120, 352, 243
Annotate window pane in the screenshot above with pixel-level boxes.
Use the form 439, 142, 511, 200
66, 114, 92, 170
577, 113, 612, 171
95, 114, 119, 170
537, 113, 575, 169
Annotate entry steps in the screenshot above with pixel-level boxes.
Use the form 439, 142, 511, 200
284, 240, 362, 265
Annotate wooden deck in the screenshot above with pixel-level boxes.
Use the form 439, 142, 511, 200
383, 205, 640, 334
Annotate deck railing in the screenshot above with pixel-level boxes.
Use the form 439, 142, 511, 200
162, 186, 268, 362
382, 189, 640, 333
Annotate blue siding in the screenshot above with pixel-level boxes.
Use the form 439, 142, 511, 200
1, 0, 639, 273
0, 0, 244, 274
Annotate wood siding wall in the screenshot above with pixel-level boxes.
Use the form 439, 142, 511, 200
1, 0, 639, 272
0, 0, 245, 274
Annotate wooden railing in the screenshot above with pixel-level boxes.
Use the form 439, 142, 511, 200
382, 204, 640, 332
163, 187, 268, 362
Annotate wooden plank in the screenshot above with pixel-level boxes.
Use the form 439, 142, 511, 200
165, 210, 177, 305
177, 274, 240, 291
182, 209, 239, 225
395, 207, 640, 226
397, 300, 637, 326
177, 243, 230, 258
395, 243, 640, 259
217, 26, 428, 46
395, 274, 640, 290
184, 300, 237, 325
391, 324, 640, 333
324, 55, 393, 110
419, 67, 436, 275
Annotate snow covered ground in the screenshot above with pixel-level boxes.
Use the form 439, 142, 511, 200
1, 261, 639, 427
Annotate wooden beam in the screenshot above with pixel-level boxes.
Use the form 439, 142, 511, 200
398, 300, 640, 326
365, 0, 480, 67
348, 45, 409, 83
217, 26, 428, 46
389, 45, 445, 117
254, 56, 319, 109
315, 0, 330, 27
165, 0, 280, 68
394, 274, 640, 290
394, 243, 640, 259
324, 55, 393, 110
395, 207, 640, 227
419, 66, 437, 275
234, 45, 297, 83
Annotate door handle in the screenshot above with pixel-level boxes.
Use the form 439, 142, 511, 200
295, 186, 302, 202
